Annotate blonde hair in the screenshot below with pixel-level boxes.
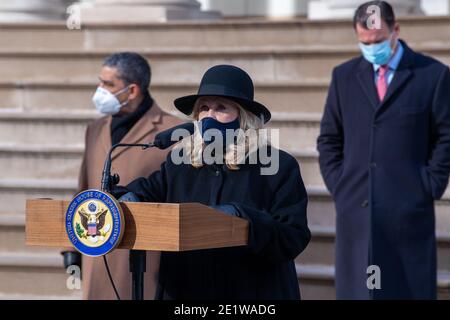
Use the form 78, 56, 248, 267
176, 96, 266, 170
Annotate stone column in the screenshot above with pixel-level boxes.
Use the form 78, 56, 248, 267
79, 0, 220, 23
199, 0, 310, 18
308, 0, 423, 20
421, 0, 450, 15
0, 0, 72, 22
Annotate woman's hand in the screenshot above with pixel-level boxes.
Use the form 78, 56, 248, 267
109, 185, 131, 199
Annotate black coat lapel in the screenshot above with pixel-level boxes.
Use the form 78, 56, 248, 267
379, 41, 414, 109
356, 58, 379, 110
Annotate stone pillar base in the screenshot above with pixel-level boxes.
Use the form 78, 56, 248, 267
308, 0, 424, 20
0, 0, 72, 22
80, 2, 221, 23
422, 0, 450, 16
199, 0, 309, 18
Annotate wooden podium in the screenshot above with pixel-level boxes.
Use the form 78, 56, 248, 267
25, 199, 249, 252
26, 198, 248, 300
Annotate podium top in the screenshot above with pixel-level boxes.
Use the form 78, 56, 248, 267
26, 199, 248, 252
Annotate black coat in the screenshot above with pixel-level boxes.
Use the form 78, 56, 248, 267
122, 148, 311, 299
317, 40, 450, 299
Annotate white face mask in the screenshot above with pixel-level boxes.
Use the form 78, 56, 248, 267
92, 86, 129, 115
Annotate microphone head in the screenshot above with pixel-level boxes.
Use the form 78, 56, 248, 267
153, 122, 195, 149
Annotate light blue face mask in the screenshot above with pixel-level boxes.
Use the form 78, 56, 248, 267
359, 37, 394, 66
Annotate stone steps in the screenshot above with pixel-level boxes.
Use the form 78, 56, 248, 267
3, 141, 450, 212
1, 213, 449, 300
0, 144, 83, 181
2, 172, 450, 221
5, 110, 450, 181
0, 292, 82, 300
5, 204, 450, 270
0, 17, 448, 52
0, 292, 81, 300
1, 251, 448, 300
0, 45, 449, 83
0, 145, 314, 182
0, 178, 75, 214
0, 251, 80, 297
0, 80, 329, 114
0, 110, 321, 149
0, 111, 94, 146
306, 185, 450, 234
0, 213, 57, 253
1, 16, 450, 299
3, 179, 450, 245
296, 263, 450, 300
297, 226, 450, 272
0, 47, 358, 83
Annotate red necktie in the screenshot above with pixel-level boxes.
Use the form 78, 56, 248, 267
377, 65, 388, 101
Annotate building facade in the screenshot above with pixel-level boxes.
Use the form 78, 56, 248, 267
1, 0, 449, 22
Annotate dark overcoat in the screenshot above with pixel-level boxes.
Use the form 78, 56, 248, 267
317, 40, 450, 299
121, 149, 311, 299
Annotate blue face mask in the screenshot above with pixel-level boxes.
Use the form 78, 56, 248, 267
201, 117, 240, 146
359, 38, 393, 65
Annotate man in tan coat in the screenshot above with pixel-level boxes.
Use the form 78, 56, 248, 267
63, 52, 183, 299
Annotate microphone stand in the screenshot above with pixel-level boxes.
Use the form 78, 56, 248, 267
101, 142, 154, 301
101, 142, 154, 192
99, 122, 192, 300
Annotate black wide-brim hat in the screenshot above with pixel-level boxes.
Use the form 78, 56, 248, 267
174, 65, 271, 123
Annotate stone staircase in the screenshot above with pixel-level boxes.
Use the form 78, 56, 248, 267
1, 16, 450, 299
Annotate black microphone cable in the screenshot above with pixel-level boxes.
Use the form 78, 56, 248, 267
103, 255, 121, 300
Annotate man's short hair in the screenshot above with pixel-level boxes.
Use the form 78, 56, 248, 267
353, 1, 396, 31
103, 52, 151, 93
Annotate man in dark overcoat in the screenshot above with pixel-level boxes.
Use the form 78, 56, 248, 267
317, 1, 450, 299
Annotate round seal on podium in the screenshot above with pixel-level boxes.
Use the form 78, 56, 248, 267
65, 189, 125, 257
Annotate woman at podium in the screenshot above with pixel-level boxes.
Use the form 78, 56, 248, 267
114, 64, 311, 300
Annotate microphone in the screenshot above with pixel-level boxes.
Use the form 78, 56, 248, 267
101, 142, 152, 193
101, 122, 194, 192
152, 122, 195, 149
